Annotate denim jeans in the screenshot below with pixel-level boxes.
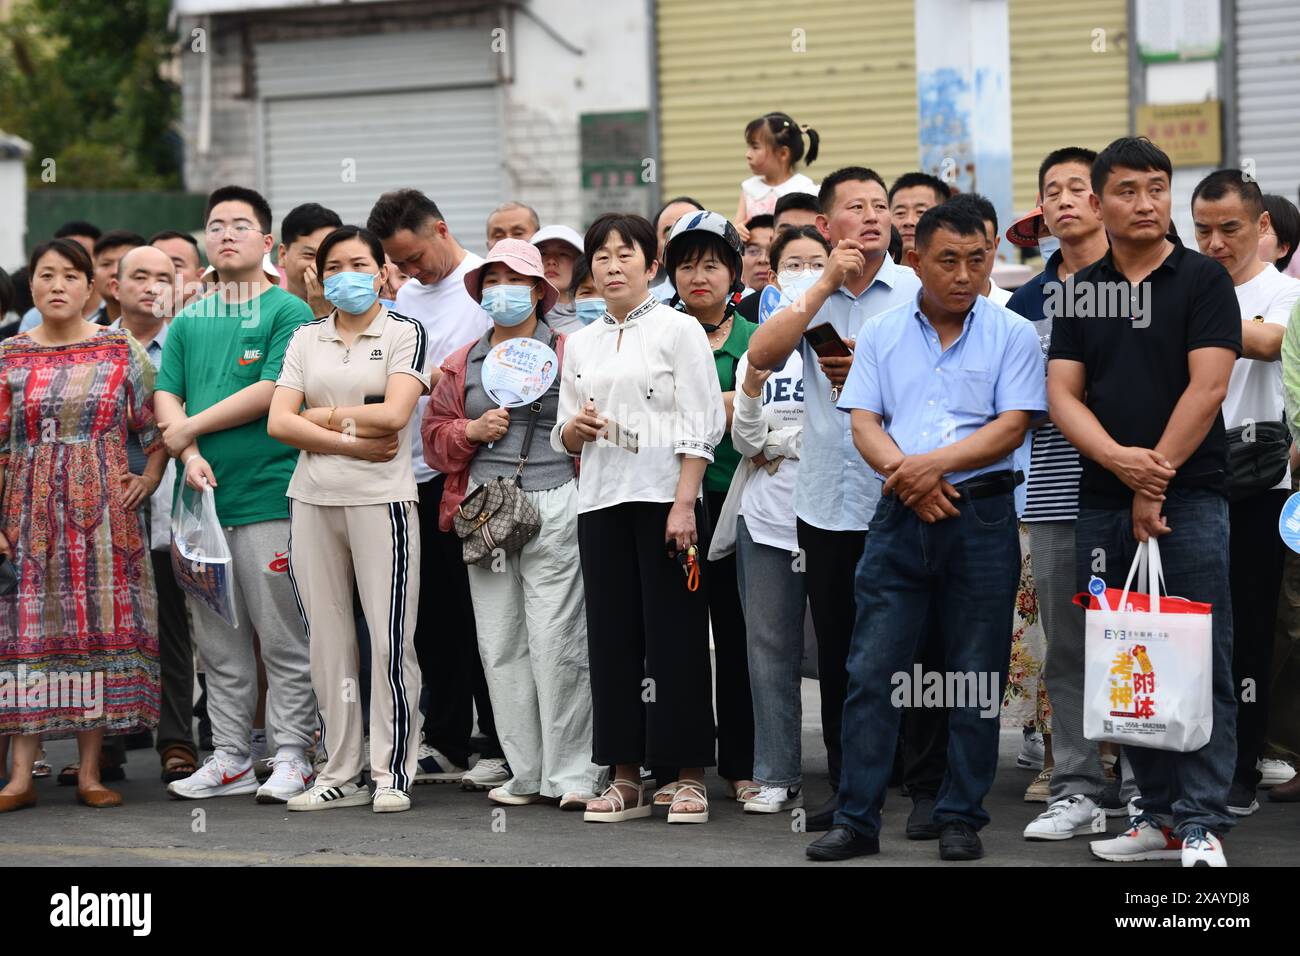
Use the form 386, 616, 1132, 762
835, 490, 1019, 838
735, 517, 808, 787
1075, 487, 1237, 837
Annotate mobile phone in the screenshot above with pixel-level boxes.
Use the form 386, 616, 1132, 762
803, 323, 852, 358
603, 417, 639, 453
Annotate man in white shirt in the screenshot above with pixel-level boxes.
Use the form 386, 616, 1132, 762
367, 189, 506, 790
1193, 169, 1300, 817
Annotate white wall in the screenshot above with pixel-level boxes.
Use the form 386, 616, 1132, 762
0, 159, 26, 272
505, 0, 651, 231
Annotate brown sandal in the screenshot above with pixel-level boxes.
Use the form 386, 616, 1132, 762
160, 745, 198, 784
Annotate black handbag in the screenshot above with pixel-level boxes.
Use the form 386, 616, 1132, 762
1225, 420, 1291, 501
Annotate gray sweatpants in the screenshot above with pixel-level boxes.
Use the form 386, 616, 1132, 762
188, 518, 316, 757
1027, 520, 1137, 805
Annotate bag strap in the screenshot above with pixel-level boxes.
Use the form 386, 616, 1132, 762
514, 401, 544, 481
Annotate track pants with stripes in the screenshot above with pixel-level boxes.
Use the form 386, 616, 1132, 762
288, 500, 422, 791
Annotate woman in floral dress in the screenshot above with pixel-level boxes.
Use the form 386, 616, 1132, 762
0, 239, 167, 812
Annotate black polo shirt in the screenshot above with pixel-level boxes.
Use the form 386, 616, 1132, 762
1047, 239, 1240, 509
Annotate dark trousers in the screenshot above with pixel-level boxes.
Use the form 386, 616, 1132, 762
703, 489, 753, 781
578, 501, 716, 768
836, 491, 1019, 837
1229, 488, 1289, 789
152, 548, 196, 756
902, 614, 950, 798
796, 519, 867, 791
414, 475, 501, 768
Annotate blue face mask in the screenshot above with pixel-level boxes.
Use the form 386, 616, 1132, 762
323, 271, 380, 314
1038, 235, 1061, 264
481, 284, 536, 327
575, 297, 606, 325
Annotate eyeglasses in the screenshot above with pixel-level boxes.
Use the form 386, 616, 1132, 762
743, 245, 768, 258
776, 260, 826, 275
205, 222, 263, 239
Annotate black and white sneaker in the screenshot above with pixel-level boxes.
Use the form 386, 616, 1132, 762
1227, 783, 1259, 817
743, 785, 803, 814
286, 781, 371, 811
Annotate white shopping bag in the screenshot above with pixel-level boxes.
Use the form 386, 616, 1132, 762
1078, 538, 1213, 752
170, 481, 238, 628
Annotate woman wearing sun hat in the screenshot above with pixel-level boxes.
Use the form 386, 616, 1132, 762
423, 238, 603, 810
530, 225, 586, 333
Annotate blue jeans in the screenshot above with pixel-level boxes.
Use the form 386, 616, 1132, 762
1075, 487, 1237, 837
835, 490, 1019, 837
735, 517, 808, 787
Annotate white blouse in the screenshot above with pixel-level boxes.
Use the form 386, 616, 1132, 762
550, 295, 725, 515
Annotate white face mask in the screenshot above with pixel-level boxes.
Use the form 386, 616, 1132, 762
1038, 235, 1061, 263
777, 268, 823, 305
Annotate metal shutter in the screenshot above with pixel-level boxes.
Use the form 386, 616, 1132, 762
255, 29, 504, 248
656, 0, 919, 216
1008, 0, 1129, 214
1237, 0, 1300, 203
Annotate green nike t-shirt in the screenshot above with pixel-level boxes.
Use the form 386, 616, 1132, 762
157, 285, 313, 526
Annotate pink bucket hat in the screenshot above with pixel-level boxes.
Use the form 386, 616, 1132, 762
464, 238, 559, 314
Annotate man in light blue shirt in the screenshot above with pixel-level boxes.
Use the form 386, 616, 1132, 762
806, 202, 1045, 864
749, 166, 921, 827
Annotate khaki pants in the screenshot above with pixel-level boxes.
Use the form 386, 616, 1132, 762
287, 500, 421, 791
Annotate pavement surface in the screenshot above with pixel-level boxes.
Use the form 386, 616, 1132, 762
3, 679, 1298, 867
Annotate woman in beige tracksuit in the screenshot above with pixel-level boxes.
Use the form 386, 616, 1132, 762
268, 225, 430, 814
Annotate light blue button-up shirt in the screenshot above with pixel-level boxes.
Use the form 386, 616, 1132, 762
837, 293, 1046, 486
794, 255, 921, 531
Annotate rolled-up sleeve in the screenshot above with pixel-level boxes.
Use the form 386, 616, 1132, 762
672, 321, 724, 461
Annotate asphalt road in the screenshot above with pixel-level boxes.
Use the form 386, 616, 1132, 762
3, 679, 1297, 867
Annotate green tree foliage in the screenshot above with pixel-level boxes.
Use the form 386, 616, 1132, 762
0, 0, 180, 189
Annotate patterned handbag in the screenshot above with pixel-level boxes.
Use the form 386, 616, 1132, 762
453, 401, 543, 568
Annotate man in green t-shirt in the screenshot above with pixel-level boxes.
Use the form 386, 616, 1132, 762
155, 185, 318, 805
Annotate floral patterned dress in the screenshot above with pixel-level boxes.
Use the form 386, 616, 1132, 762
0, 328, 162, 738
1003, 522, 1052, 733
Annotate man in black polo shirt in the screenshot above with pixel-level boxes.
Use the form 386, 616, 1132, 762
1047, 137, 1240, 867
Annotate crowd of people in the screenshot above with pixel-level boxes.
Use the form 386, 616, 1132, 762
1, 107, 1300, 868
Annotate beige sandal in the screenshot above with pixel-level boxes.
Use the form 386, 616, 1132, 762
653, 782, 680, 806
666, 779, 709, 824
728, 781, 761, 803
583, 778, 651, 823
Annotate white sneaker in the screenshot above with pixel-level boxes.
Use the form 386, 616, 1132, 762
743, 785, 804, 814
413, 742, 466, 784
286, 781, 371, 811
1016, 731, 1045, 770
1089, 815, 1181, 862
1258, 758, 1296, 788
167, 750, 259, 800
461, 756, 510, 791
255, 752, 315, 804
1181, 827, 1227, 867
372, 787, 411, 813
1024, 795, 1105, 841
487, 786, 544, 806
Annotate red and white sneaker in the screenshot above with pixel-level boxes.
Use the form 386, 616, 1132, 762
1089, 815, 1181, 862
1181, 827, 1227, 867
256, 752, 315, 804
167, 750, 259, 800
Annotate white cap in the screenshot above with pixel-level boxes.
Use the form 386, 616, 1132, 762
530, 224, 584, 255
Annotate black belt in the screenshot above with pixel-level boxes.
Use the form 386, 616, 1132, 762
952, 469, 1024, 500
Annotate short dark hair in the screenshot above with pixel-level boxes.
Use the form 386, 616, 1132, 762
744, 112, 819, 168
768, 225, 831, 271
0, 267, 14, 318
54, 220, 101, 242
569, 256, 593, 298
888, 172, 953, 206
584, 213, 657, 271
1191, 168, 1265, 219
744, 214, 775, 233
946, 192, 999, 238
818, 166, 887, 215
889, 224, 903, 262
314, 226, 386, 279
914, 202, 988, 252
1037, 146, 1098, 197
205, 185, 273, 234
92, 229, 146, 260
282, 203, 343, 248
366, 189, 444, 241
1091, 136, 1172, 195
149, 229, 202, 266
774, 192, 821, 223
28, 237, 94, 283
1263, 193, 1300, 271
665, 230, 738, 287
653, 195, 703, 227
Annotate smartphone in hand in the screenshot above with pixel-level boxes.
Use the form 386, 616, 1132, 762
803, 323, 852, 358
